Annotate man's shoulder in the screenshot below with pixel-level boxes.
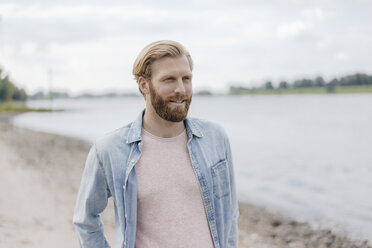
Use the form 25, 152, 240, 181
187, 117, 228, 139
94, 122, 133, 152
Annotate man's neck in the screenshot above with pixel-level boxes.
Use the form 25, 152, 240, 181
142, 107, 186, 138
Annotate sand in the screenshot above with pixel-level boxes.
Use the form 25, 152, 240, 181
0, 115, 370, 248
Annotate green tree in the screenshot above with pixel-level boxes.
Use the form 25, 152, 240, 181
0, 76, 15, 102
0, 68, 28, 102
293, 79, 313, 88
326, 79, 338, 93
340, 73, 371, 86
13, 88, 27, 101
265, 81, 274, 90
279, 81, 289, 89
314, 76, 325, 87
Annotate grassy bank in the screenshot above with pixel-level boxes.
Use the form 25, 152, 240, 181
0, 101, 53, 113
333, 85, 372, 94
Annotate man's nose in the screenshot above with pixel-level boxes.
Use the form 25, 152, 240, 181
174, 78, 186, 94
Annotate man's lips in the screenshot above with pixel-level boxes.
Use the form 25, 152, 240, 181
169, 100, 185, 106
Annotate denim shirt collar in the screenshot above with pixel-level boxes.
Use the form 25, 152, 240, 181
126, 109, 203, 144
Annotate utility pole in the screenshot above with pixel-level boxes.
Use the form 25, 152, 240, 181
48, 68, 53, 111
0, 15, 3, 60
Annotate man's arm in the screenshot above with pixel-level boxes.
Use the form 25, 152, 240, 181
73, 144, 111, 248
225, 135, 239, 247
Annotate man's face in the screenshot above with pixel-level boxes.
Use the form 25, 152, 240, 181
147, 55, 192, 122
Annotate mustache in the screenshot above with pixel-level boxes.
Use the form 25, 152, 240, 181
167, 95, 191, 102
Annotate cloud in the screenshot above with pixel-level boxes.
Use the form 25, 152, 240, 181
1, 1, 372, 93
335, 51, 347, 61
301, 7, 326, 21
316, 36, 332, 48
277, 20, 313, 40
276, 7, 336, 40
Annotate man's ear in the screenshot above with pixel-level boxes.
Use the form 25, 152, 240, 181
138, 76, 149, 95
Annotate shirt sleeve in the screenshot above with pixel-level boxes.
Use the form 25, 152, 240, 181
73, 144, 111, 248
225, 135, 239, 248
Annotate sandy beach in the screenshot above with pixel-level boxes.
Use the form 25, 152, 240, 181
0, 115, 370, 248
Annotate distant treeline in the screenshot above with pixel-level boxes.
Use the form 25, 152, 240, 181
2, 68, 372, 102
29, 91, 140, 100
30, 90, 214, 99
0, 68, 27, 102
230, 73, 372, 94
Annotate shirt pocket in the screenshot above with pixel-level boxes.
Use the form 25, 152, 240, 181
210, 159, 231, 199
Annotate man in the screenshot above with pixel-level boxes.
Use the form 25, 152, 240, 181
73, 40, 239, 248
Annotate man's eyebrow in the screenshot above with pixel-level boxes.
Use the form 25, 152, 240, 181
160, 75, 176, 80
158, 71, 192, 79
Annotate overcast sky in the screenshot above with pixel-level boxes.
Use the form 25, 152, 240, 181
0, 0, 371, 94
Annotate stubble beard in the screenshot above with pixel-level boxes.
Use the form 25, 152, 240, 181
149, 83, 192, 122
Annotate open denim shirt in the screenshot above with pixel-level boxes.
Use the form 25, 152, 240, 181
73, 110, 239, 248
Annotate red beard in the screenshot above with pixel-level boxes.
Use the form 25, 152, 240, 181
149, 83, 192, 122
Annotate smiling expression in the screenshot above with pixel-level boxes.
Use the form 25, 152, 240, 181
147, 55, 193, 122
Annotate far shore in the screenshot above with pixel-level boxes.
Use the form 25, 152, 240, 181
0, 114, 370, 248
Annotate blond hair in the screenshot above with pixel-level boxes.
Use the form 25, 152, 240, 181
132, 40, 193, 95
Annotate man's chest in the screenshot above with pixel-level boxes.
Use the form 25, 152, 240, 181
135, 138, 200, 203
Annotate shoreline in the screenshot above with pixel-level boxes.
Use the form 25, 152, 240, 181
0, 115, 370, 248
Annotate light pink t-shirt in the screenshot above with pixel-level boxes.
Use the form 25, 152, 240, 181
135, 128, 214, 248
